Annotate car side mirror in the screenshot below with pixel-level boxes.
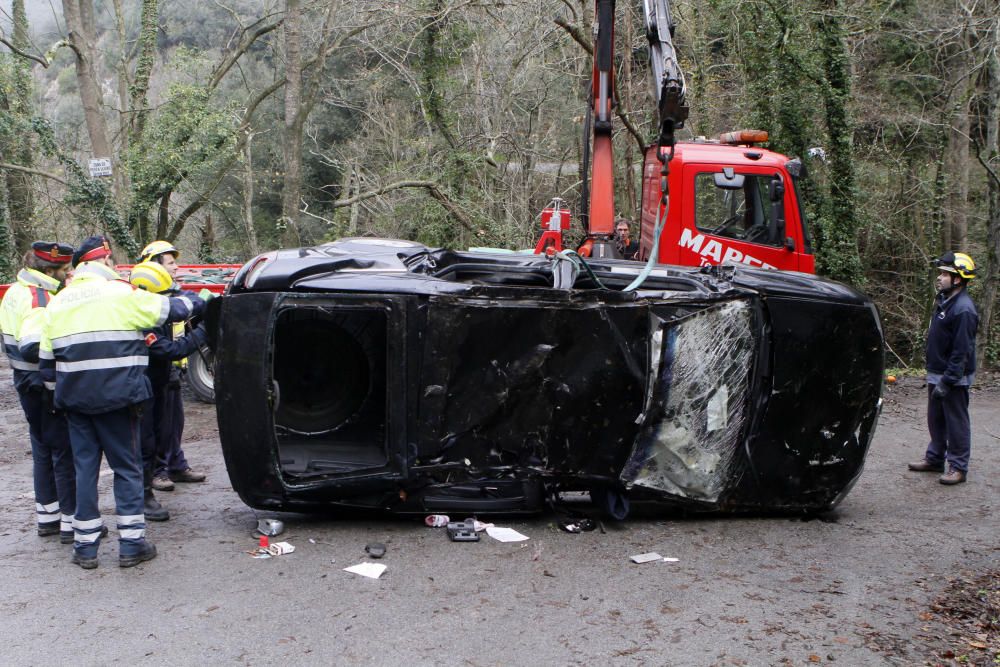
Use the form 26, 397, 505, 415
785, 237, 795, 252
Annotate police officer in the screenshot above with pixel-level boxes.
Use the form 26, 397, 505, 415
908, 251, 979, 485
139, 241, 207, 491
0, 242, 76, 541
128, 261, 209, 521
39, 236, 207, 569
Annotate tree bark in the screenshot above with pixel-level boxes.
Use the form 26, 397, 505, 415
4, 0, 35, 254
62, 0, 114, 166
977, 17, 1000, 361
279, 0, 304, 248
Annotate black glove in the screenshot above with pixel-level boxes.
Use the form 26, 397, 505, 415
932, 383, 951, 399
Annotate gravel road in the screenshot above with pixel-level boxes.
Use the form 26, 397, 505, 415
0, 372, 996, 666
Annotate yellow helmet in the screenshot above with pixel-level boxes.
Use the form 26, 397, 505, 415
140, 240, 179, 263
935, 251, 976, 280
129, 261, 173, 293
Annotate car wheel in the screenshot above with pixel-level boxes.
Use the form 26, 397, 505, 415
186, 348, 215, 403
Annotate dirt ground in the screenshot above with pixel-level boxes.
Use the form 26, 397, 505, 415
0, 370, 997, 666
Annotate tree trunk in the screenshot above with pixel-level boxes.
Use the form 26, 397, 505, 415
977, 17, 1000, 364
243, 132, 260, 257
129, 0, 160, 139
946, 92, 971, 251
62, 0, 114, 169
816, 0, 863, 285
279, 0, 304, 248
4, 0, 35, 253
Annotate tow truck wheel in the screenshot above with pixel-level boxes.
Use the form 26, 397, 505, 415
186, 348, 215, 403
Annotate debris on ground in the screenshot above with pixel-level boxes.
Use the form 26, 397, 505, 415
344, 562, 387, 579
446, 519, 479, 542
485, 526, 529, 542
425, 514, 449, 527
255, 518, 284, 537
922, 569, 1000, 664
630, 552, 663, 564
365, 542, 386, 558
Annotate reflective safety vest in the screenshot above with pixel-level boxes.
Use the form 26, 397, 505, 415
39, 261, 203, 414
0, 268, 61, 393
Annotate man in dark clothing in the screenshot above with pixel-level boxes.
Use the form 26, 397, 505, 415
128, 261, 208, 521
908, 251, 979, 485
614, 218, 639, 260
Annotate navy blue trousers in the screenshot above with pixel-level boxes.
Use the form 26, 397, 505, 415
153, 383, 188, 477
925, 384, 971, 472
18, 389, 75, 534
66, 407, 147, 558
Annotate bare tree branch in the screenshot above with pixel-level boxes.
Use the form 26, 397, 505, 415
0, 35, 49, 67
325, 179, 475, 231
0, 162, 69, 187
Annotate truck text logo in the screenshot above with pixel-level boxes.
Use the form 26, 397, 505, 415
679, 228, 777, 269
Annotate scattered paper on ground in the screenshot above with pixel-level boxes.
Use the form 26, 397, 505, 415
486, 526, 529, 542
344, 562, 387, 579
630, 552, 663, 564
662, 557, 679, 562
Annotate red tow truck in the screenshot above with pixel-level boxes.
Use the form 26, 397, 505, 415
539, 0, 814, 274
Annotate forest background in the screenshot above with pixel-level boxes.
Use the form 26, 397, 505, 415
1, 0, 999, 368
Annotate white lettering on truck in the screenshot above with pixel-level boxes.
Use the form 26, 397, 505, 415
678, 228, 777, 270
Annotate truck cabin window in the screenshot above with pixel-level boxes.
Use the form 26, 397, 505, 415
695, 172, 781, 247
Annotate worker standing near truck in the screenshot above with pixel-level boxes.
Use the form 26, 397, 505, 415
908, 252, 979, 485
129, 260, 209, 521
40, 235, 207, 569
1, 242, 76, 542
138, 241, 208, 492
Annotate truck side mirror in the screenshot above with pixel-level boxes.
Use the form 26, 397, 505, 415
769, 177, 784, 202
785, 237, 796, 252
714, 168, 745, 190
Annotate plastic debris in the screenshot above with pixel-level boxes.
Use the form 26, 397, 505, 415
425, 514, 450, 527
255, 518, 284, 537
267, 541, 295, 556
447, 519, 479, 542
485, 526, 529, 543
365, 542, 386, 558
630, 552, 663, 564
344, 562, 387, 579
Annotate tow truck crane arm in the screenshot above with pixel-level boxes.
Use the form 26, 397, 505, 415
580, 0, 688, 258
644, 0, 688, 148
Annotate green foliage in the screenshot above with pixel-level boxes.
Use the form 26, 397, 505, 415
124, 82, 237, 238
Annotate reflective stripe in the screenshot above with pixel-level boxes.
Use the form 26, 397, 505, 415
2, 334, 15, 346
177, 296, 193, 314
51, 330, 144, 348
74, 517, 103, 530
43, 381, 55, 390
19, 332, 40, 345
75, 531, 101, 544
156, 297, 170, 326
36, 501, 60, 513
117, 514, 145, 526
37, 516, 60, 524
9, 359, 39, 371
39, 349, 54, 360
119, 528, 145, 540
61, 515, 74, 530
56, 356, 148, 372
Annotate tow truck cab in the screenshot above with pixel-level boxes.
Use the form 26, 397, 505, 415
639, 140, 815, 273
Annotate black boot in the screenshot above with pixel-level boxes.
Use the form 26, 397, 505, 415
143, 460, 169, 521
144, 486, 170, 522
119, 540, 157, 568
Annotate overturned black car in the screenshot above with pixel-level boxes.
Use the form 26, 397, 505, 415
211, 238, 883, 516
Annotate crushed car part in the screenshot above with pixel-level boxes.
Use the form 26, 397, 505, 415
212, 239, 883, 517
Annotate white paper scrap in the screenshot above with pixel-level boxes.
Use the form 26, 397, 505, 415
344, 562, 387, 579
485, 526, 529, 543
630, 552, 663, 564
662, 557, 680, 563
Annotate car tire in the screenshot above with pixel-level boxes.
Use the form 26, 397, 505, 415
186, 348, 215, 403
